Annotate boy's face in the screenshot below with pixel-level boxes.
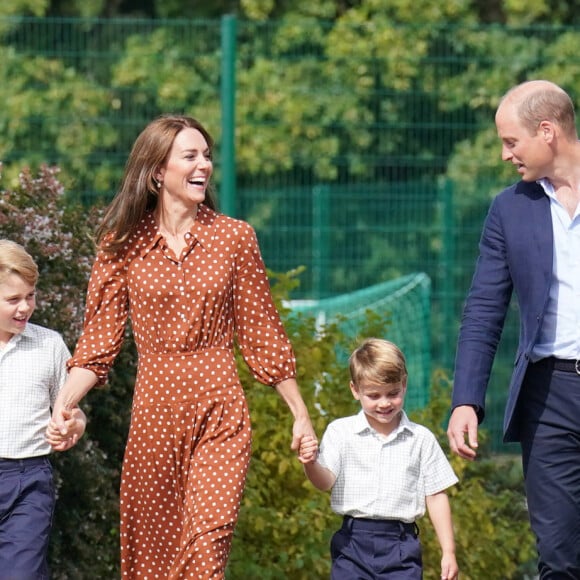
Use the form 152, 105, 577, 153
350, 379, 407, 435
0, 273, 36, 345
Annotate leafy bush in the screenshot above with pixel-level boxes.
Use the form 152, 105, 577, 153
0, 163, 123, 578
229, 273, 537, 579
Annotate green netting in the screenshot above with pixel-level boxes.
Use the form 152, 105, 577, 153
2, 16, 565, 451
289, 273, 431, 411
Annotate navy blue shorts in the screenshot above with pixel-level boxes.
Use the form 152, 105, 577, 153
0, 456, 55, 580
331, 516, 422, 580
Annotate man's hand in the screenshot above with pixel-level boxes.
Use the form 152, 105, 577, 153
447, 405, 479, 460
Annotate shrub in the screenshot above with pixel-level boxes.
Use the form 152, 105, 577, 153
229, 274, 536, 579
0, 163, 123, 578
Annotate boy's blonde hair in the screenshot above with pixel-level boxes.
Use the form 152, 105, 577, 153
0, 240, 39, 286
349, 338, 408, 387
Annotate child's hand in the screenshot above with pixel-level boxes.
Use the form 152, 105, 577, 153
440, 553, 459, 580
46, 418, 77, 451
46, 408, 86, 452
298, 434, 319, 464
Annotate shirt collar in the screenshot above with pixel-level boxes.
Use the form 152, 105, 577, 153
2, 324, 31, 352
537, 177, 580, 219
20, 324, 34, 339
537, 177, 556, 199
190, 204, 218, 250
353, 409, 414, 438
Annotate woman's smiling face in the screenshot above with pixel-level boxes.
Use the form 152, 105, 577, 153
157, 127, 213, 208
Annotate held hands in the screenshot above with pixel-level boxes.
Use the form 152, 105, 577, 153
298, 435, 319, 464
447, 405, 479, 460
46, 407, 87, 452
290, 414, 318, 464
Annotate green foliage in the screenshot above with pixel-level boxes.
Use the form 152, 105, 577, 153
0, 7, 579, 205
227, 270, 354, 579
0, 47, 117, 200
0, 164, 96, 344
111, 27, 222, 117
0, 0, 47, 18
49, 440, 120, 578
0, 14, 578, 216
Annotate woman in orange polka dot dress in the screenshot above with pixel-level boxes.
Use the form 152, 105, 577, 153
49, 115, 317, 579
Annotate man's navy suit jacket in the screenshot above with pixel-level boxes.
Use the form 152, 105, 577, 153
452, 180, 553, 442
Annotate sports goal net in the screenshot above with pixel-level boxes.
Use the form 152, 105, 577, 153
288, 272, 431, 411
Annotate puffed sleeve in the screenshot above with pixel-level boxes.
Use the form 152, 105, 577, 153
67, 247, 130, 385
233, 223, 296, 386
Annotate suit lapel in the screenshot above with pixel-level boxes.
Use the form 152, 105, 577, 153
518, 181, 553, 284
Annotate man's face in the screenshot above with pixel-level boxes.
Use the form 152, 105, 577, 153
495, 102, 553, 182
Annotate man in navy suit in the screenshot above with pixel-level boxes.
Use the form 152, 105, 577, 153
447, 80, 580, 578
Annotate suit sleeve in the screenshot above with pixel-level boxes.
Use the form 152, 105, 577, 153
452, 196, 514, 422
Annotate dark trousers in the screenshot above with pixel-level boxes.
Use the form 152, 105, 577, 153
330, 516, 422, 580
518, 360, 580, 579
0, 456, 54, 580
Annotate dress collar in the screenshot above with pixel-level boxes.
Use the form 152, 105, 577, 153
138, 204, 219, 258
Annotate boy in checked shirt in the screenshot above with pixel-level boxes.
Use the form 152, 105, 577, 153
301, 338, 458, 580
0, 239, 85, 580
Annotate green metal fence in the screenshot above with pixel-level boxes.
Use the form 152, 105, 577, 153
1, 16, 576, 450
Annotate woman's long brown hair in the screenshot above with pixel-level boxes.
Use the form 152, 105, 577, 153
96, 115, 217, 253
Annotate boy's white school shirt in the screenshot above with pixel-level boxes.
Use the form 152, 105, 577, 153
316, 410, 458, 523
0, 323, 71, 459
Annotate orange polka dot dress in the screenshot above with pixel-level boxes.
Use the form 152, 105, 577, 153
68, 204, 296, 579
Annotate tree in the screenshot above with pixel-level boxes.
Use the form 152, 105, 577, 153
0, 0, 47, 18
0, 44, 118, 201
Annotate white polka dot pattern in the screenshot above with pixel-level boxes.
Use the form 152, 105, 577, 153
68, 205, 296, 578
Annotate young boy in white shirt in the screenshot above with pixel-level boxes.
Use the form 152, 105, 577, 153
0, 239, 86, 580
302, 337, 459, 580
